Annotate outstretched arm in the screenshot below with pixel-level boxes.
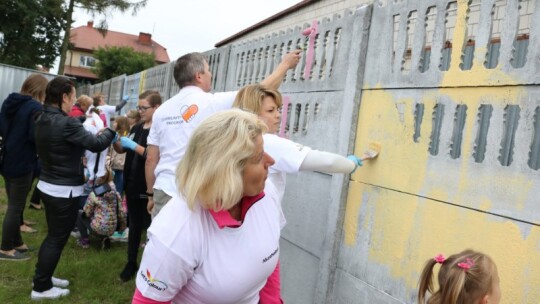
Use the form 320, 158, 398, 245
299, 150, 358, 174
260, 50, 302, 90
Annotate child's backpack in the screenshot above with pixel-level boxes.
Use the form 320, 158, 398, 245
84, 189, 127, 237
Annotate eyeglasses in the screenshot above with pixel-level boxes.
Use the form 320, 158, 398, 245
136, 105, 152, 112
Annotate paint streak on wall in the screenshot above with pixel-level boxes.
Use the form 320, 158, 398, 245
344, 183, 540, 303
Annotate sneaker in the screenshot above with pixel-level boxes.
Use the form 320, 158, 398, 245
31, 287, 69, 300
14, 246, 34, 253
119, 262, 138, 282
52, 277, 69, 288
76, 238, 89, 249
111, 228, 129, 243
0, 250, 30, 261
101, 237, 111, 250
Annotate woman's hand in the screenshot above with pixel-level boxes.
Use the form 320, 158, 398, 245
147, 197, 154, 215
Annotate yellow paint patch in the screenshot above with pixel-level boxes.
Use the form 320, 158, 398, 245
351, 184, 540, 303
441, 1, 523, 89
344, 181, 365, 246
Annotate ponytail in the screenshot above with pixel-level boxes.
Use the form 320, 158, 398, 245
417, 259, 438, 304
417, 250, 497, 304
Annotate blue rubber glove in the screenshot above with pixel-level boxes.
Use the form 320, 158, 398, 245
347, 155, 363, 173
120, 136, 137, 151
122, 94, 130, 102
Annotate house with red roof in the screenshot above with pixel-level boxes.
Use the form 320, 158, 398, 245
64, 21, 170, 84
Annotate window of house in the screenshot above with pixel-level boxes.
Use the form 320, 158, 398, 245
80, 55, 96, 67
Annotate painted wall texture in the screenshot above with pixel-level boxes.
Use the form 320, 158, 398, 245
74, 0, 540, 303
340, 0, 540, 303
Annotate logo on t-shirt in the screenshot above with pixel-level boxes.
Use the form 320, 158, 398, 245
181, 104, 198, 122
295, 143, 305, 151
140, 269, 168, 291
262, 247, 279, 263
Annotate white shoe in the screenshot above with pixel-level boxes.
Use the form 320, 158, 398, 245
31, 287, 70, 300
52, 277, 69, 288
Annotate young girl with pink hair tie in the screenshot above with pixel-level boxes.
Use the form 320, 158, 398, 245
418, 249, 501, 304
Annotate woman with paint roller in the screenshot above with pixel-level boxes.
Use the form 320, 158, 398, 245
233, 84, 380, 303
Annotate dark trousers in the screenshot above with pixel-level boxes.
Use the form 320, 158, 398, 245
33, 192, 79, 292
125, 192, 151, 263
76, 211, 91, 239
30, 183, 41, 205
1, 173, 33, 251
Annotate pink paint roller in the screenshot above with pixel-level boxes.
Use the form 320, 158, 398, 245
301, 20, 318, 79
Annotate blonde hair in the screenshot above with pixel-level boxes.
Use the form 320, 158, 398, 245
176, 109, 267, 211
418, 249, 497, 304
232, 84, 282, 115
77, 95, 93, 110
114, 116, 130, 136
20, 74, 48, 103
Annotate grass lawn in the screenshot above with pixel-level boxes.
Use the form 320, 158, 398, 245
0, 177, 137, 303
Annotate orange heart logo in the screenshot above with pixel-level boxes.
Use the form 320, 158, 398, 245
181, 104, 198, 122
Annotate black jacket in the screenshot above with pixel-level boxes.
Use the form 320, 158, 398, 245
35, 105, 115, 186
0, 93, 42, 177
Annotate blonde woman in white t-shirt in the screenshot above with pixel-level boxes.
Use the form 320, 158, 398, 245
134, 109, 282, 304
233, 84, 365, 304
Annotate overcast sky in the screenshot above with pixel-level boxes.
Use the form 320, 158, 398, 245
70, 0, 301, 61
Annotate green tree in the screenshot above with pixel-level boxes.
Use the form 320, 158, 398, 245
92, 46, 155, 81
57, 0, 147, 75
0, 0, 65, 69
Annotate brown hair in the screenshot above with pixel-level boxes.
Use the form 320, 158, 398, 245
417, 250, 497, 304
139, 90, 162, 107
114, 116, 130, 136
44, 77, 75, 108
92, 93, 104, 107
20, 74, 48, 103
126, 110, 141, 123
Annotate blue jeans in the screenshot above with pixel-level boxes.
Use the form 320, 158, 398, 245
113, 169, 124, 196
1, 173, 33, 251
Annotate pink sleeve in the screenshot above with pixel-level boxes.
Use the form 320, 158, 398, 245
259, 261, 284, 304
132, 288, 172, 304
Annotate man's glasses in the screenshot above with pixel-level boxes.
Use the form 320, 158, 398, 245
136, 105, 152, 112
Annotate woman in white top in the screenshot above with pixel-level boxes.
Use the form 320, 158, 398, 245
133, 109, 281, 304
232, 84, 364, 303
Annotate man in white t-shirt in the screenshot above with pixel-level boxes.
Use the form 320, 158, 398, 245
145, 50, 302, 217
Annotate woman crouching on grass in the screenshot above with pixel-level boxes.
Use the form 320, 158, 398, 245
133, 109, 282, 303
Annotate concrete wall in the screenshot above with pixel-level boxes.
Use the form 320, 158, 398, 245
341, 0, 540, 303
78, 1, 540, 303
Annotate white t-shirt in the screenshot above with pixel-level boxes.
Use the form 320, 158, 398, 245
97, 104, 116, 127
83, 112, 108, 180
148, 86, 237, 196
135, 182, 282, 304
263, 134, 311, 202
263, 134, 311, 227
